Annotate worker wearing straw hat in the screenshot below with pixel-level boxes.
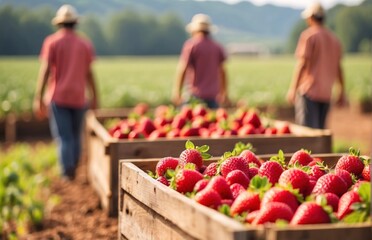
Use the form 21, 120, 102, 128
33, 4, 98, 180
172, 13, 229, 109
286, 2, 347, 129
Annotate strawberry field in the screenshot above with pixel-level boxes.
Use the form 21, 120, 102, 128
0, 54, 371, 117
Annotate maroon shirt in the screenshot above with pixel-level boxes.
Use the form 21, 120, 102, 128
180, 35, 226, 100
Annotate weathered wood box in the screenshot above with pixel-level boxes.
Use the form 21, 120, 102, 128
85, 109, 332, 216
118, 157, 372, 240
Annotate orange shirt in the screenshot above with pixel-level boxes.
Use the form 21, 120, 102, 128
295, 25, 342, 102
40, 29, 94, 108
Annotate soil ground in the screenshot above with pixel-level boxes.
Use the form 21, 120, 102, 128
22, 106, 372, 240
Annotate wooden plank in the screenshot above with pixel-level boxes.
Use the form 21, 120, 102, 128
265, 223, 372, 240
120, 162, 257, 240
121, 192, 197, 240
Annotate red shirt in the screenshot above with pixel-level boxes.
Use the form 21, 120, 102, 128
40, 29, 95, 108
180, 35, 226, 100
295, 25, 342, 102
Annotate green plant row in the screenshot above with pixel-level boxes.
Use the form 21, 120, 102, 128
0, 143, 59, 239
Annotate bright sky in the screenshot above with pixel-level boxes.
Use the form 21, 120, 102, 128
217, 0, 364, 9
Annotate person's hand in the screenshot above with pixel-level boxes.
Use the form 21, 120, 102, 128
336, 92, 348, 107
286, 88, 296, 105
33, 97, 47, 120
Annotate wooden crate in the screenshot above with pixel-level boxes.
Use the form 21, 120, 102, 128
119, 157, 372, 240
85, 109, 332, 216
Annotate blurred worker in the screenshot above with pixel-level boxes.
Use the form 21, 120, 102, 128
172, 13, 229, 109
286, 2, 346, 129
33, 4, 98, 180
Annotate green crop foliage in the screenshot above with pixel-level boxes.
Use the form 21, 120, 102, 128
0, 143, 59, 238
0, 54, 371, 118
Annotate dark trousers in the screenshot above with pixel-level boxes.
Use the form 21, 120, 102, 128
295, 95, 330, 129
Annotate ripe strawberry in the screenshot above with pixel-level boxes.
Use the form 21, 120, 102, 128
193, 179, 210, 192
220, 156, 250, 178
308, 164, 327, 182
335, 148, 364, 176
221, 199, 234, 207
230, 183, 246, 200
226, 170, 250, 189
192, 104, 208, 117
194, 188, 222, 209
312, 173, 348, 197
206, 176, 233, 200
315, 193, 339, 212
261, 187, 300, 213
334, 169, 353, 189
362, 164, 370, 181
137, 117, 156, 136
245, 210, 260, 224
242, 110, 261, 128
171, 115, 187, 130
337, 190, 362, 220
252, 202, 294, 225
248, 166, 259, 179
289, 149, 313, 166
179, 140, 211, 169
174, 169, 203, 194
278, 168, 310, 196
290, 202, 330, 225
277, 122, 291, 134
203, 162, 218, 177
155, 157, 179, 177
179, 105, 193, 120
238, 124, 256, 136
239, 149, 261, 167
156, 176, 169, 186
258, 161, 283, 185
230, 191, 260, 216
128, 129, 146, 139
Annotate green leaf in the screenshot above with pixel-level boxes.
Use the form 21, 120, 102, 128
147, 170, 157, 179
342, 210, 368, 223
197, 145, 210, 153
185, 140, 195, 149
218, 204, 231, 216
201, 152, 212, 160
357, 182, 371, 203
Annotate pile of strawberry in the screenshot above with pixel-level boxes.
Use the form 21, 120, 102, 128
151, 141, 371, 225
106, 103, 291, 140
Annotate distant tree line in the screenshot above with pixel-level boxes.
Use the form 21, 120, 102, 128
287, 0, 372, 53
1, 2, 372, 56
0, 5, 187, 55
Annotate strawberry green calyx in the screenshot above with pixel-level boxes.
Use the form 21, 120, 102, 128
316, 195, 338, 223
348, 147, 361, 157
232, 142, 255, 156
269, 150, 286, 168
342, 182, 371, 223
249, 175, 272, 198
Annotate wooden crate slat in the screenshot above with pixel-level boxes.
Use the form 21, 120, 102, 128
120, 162, 257, 240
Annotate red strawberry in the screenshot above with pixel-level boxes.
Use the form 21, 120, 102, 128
252, 202, 294, 225
207, 176, 233, 200
226, 170, 250, 189
180, 126, 200, 137
156, 176, 169, 186
155, 157, 179, 177
167, 128, 180, 138
289, 149, 313, 166
277, 122, 291, 134
174, 169, 203, 194
290, 202, 330, 225
315, 193, 340, 212
312, 173, 348, 197
337, 190, 362, 220
230, 183, 246, 199
137, 117, 156, 136
245, 210, 260, 223
248, 166, 259, 179
194, 188, 222, 209
215, 108, 228, 120
192, 104, 208, 117
230, 191, 260, 216
242, 110, 261, 128
221, 199, 234, 206
239, 149, 261, 167
258, 161, 284, 185
308, 164, 327, 182
238, 124, 256, 136
193, 179, 210, 192
362, 164, 370, 181
203, 162, 218, 177
171, 115, 187, 130
334, 169, 353, 189
335, 148, 364, 176
148, 129, 167, 139
261, 187, 300, 213
179, 140, 211, 169
278, 168, 310, 196
179, 105, 193, 120
128, 129, 145, 139
220, 156, 250, 178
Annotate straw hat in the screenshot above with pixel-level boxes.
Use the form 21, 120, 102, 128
186, 14, 217, 33
301, 2, 325, 19
52, 5, 79, 25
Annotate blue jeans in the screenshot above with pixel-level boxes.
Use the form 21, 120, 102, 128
49, 102, 87, 178
295, 94, 330, 129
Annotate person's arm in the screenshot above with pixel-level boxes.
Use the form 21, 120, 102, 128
335, 62, 347, 106
286, 57, 307, 104
86, 67, 99, 109
33, 60, 50, 119
217, 63, 229, 106
172, 59, 187, 106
